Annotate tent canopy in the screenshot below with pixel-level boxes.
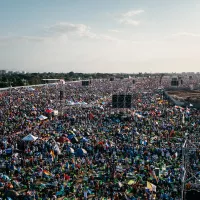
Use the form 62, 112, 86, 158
22, 134, 38, 141
38, 115, 48, 120
27, 87, 35, 91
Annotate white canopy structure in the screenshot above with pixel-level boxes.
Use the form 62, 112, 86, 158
66, 100, 88, 106
38, 115, 48, 120
27, 87, 35, 91
22, 134, 38, 141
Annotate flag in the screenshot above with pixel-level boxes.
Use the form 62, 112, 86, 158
147, 181, 156, 192
43, 170, 51, 176
50, 150, 55, 159
149, 170, 158, 183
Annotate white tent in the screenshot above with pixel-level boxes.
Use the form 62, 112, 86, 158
66, 101, 75, 106
66, 100, 89, 107
27, 87, 35, 91
22, 134, 38, 141
38, 115, 48, 120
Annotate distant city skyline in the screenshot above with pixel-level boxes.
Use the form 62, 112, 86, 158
0, 0, 200, 73
1, 69, 199, 75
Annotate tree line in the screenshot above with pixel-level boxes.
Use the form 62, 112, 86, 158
0, 72, 124, 88
0, 72, 166, 88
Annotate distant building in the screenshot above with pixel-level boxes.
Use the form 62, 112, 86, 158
5, 70, 27, 74
21, 71, 26, 74
0, 70, 7, 75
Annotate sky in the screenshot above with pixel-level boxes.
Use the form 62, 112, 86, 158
0, 0, 200, 73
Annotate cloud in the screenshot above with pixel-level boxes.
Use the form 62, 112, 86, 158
0, 36, 45, 42
46, 22, 121, 42
161, 32, 200, 42
122, 10, 144, 17
100, 35, 121, 42
119, 19, 140, 26
17, 36, 46, 42
46, 22, 98, 39
117, 9, 144, 26
108, 29, 122, 33
0, 36, 47, 46
0, 22, 121, 46
172, 32, 200, 37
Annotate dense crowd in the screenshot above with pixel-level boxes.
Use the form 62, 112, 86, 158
0, 77, 200, 200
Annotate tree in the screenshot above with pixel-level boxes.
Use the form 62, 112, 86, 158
68, 71, 74, 77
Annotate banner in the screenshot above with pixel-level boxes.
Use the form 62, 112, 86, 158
147, 181, 156, 192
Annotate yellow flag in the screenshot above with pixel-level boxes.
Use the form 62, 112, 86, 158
147, 181, 156, 192
50, 150, 55, 159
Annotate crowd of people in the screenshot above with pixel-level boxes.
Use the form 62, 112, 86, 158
0, 76, 200, 200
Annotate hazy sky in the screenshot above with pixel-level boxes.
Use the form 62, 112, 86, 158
0, 0, 200, 73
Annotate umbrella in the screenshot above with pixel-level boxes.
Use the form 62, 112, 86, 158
38, 115, 48, 120
76, 148, 87, 157
98, 141, 104, 146
81, 137, 88, 142
68, 134, 75, 140
128, 180, 135, 185
22, 134, 38, 141
45, 108, 54, 113
27, 87, 35, 91
118, 182, 123, 188
80, 148, 87, 154
124, 126, 129, 130
68, 147, 74, 154
71, 137, 79, 143
84, 132, 90, 136
43, 170, 51, 176
3, 175, 10, 181
56, 137, 71, 143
